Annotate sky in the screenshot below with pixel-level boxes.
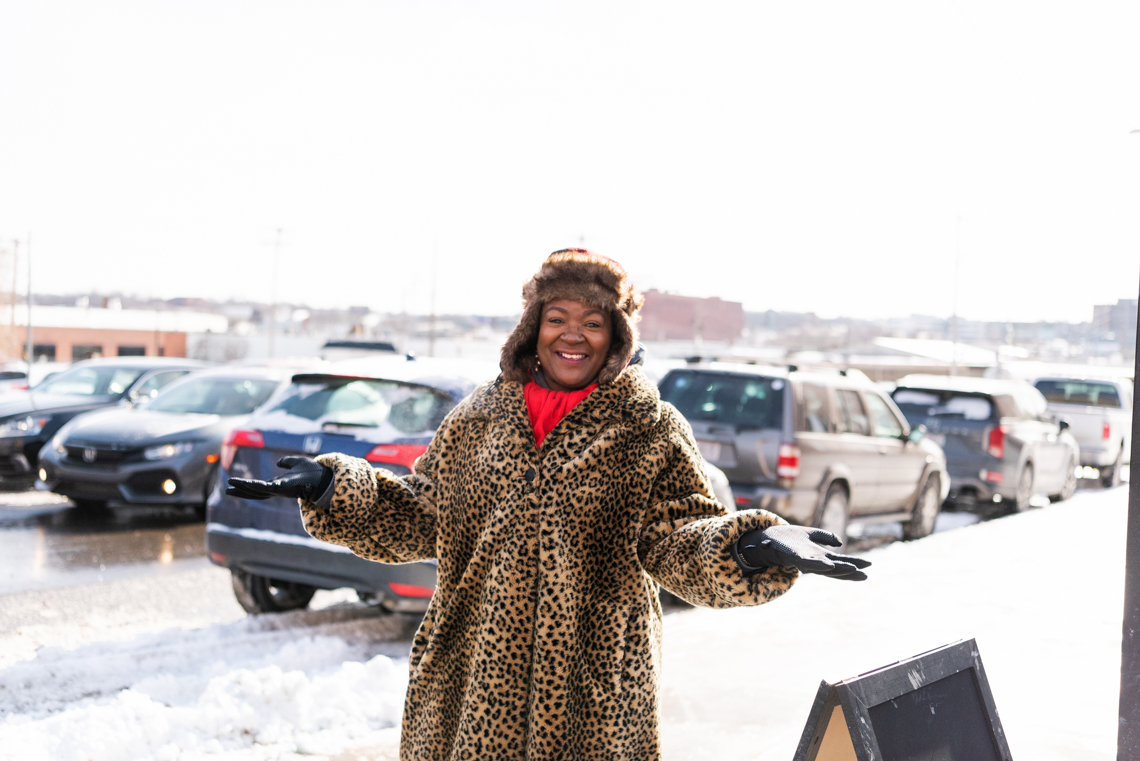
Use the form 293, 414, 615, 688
1, 0, 1139, 323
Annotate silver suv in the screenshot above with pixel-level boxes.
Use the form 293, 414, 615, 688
658, 363, 950, 543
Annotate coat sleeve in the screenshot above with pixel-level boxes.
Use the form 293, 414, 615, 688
297, 410, 455, 564
637, 407, 799, 608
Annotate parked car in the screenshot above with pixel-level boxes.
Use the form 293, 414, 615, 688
205, 356, 498, 615
0, 361, 72, 394
1032, 375, 1132, 487
36, 366, 292, 512
890, 374, 1080, 513
658, 363, 950, 544
0, 357, 207, 487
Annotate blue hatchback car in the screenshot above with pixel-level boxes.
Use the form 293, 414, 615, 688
205, 356, 496, 614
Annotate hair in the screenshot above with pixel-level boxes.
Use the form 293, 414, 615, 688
499, 249, 644, 385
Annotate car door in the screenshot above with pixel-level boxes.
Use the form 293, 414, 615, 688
1017, 387, 1065, 492
832, 387, 883, 513
862, 390, 927, 510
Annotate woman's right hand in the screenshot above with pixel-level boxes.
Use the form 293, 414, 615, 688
226, 455, 334, 504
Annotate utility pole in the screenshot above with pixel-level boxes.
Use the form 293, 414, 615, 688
950, 215, 961, 376
268, 228, 281, 359
428, 244, 437, 358
25, 234, 32, 372
8, 239, 17, 363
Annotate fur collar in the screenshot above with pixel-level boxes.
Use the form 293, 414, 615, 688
469, 365, 661, 431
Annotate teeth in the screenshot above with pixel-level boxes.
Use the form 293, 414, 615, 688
558, 353, 586, 360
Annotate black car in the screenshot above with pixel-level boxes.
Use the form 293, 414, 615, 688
890, 374, 1080, 513
37, 366, 291, 512
206, 356, 496, 615
0, 357, 207, 488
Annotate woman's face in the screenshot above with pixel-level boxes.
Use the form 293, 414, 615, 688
536, 299, 612, 392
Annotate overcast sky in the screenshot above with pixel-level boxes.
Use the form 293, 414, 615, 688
1, 1, 1138, 323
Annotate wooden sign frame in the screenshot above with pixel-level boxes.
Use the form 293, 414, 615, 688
792, 639, 1012, 761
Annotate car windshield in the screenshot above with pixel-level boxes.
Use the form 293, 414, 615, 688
260, 378, 453, 435
1034, 380, 1122, 408
660, 371, 784, 429
36, 366, 146, 397
147, 377, 280, 415
892, 389, 994, 421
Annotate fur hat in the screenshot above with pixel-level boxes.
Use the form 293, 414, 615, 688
500, 249, 644, 386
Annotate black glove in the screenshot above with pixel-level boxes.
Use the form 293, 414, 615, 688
732, 525, 871, 581
226, 456, 334, 504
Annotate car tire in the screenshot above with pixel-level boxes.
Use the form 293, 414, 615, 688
1012, 462, 1034, 513
230, 569, 316, 615
72, 498, 108, 511
658, 589, 693, 609
814, 482, 850, 546
902, 474, 940, 540
1101, 449, 1122, 488
1050, 454, 1079, 502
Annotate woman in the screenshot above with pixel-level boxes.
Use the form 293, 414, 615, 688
228, 250, 868, 761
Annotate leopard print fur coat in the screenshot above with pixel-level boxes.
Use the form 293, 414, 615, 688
300, 366, 798, 761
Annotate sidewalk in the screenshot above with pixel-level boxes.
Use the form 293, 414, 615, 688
0, 486, 1126, 760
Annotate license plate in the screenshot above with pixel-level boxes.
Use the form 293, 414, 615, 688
696, 440, 722, 461
926, 433, 946, 447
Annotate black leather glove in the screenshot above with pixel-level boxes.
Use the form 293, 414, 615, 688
226, 456, 334, 505
732, 525, 871, 581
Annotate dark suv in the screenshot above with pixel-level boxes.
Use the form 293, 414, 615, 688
890, 375, 1080, 513
206, 356, 497, 615
659, 363, 949, 543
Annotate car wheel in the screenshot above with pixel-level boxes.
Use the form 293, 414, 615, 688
1012, 463, 1034, 513
1051, 454, 1079, 502
72, 498, 108, 511
230, 569, 316, 615
814, 482, 850, 546
902, 474, 940, 540
1101, 449, 1122, 488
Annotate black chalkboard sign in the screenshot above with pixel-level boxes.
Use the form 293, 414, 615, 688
792, 639, 1012, 761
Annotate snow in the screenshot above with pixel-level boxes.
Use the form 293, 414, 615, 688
0, 605, 417, 761
0, 486, 1128, 760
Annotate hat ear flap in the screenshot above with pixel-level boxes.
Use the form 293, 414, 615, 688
597, 307, 636, 386
500, 299, 542, 383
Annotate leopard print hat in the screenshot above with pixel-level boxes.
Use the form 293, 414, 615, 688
499, 249, 644, 386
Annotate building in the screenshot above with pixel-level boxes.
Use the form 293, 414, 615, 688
638, 290, 744, 343
0, 305, 229, 363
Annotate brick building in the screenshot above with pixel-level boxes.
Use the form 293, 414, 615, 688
0, 305, 228, 363
637, 289, 744, 343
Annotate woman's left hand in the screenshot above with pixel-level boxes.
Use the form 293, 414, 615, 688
732, 525, 871, 581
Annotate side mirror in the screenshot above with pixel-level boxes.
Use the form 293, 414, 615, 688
906, 424, 927, 444
1058, 419, 1071, 432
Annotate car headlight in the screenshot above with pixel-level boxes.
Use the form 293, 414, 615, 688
50, 431, 67, 456
144, 441, 196, 461
0, 415, 50, 438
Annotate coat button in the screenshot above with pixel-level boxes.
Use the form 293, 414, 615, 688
524, 468, 536, 483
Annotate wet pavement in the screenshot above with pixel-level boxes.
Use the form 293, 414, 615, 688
0, 490, 208, 595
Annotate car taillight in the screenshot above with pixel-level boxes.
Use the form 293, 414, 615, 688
776, 443, 800, 479
1103, 420, 1112, 440
987, 425, 1007, 459
366, 444, 429, 472
389, 581, 434, 599
221, 428, 264, 470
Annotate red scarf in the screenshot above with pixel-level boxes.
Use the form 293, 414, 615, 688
524, 381, 597, 448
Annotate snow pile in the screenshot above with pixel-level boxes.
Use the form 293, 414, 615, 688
0, 608, 414, 761
1, 654, 405, 761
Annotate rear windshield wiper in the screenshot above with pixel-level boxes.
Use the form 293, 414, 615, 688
320, 421, 379, 430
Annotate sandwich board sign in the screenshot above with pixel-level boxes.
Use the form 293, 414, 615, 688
792, 639, 1012, 761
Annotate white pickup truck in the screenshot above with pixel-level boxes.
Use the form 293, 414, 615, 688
1032, 376, 1132, 486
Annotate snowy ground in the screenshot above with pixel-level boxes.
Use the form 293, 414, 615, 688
0, 486, 1128, 760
